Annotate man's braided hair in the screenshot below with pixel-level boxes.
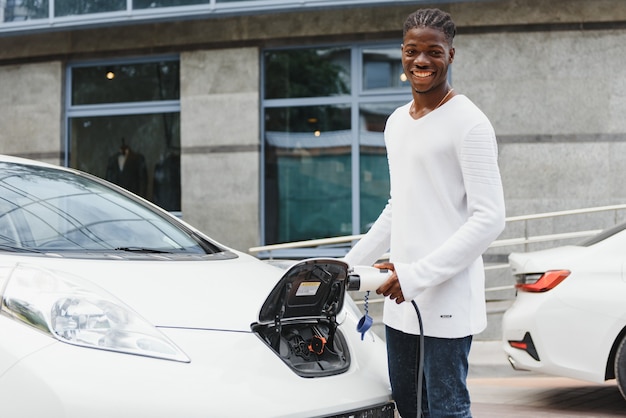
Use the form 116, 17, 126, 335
403, 8, 456, 46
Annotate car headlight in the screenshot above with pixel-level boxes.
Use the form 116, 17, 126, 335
0, 264, 190, 363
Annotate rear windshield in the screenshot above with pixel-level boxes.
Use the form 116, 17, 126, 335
0, 162, 223, 256
579, 221, 626, 247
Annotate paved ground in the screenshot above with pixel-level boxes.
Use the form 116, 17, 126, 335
467, 341, 625, 417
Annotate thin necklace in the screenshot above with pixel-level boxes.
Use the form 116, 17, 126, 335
410, 87, 454, 118
434, 87, 454, 109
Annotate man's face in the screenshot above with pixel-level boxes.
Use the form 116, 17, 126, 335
401, 27, 455, 94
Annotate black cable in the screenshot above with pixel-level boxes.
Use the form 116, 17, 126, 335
411, 300, 425, 418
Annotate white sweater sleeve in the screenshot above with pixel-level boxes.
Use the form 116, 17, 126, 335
394, 122, 506, 301
343, 200, 392, 268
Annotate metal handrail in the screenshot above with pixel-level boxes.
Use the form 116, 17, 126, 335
249, 204, 626, 254
503, 204, 626, 222
250, 204, 626, 299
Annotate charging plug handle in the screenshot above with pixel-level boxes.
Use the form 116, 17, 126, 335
347, 266, 389, 292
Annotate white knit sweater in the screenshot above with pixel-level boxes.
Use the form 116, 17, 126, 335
344, 95, 506, 338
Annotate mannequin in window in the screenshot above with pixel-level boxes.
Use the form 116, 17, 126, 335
105, 138, 148, 198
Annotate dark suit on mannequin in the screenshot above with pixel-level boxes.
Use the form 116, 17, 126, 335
106, 144, 148, 198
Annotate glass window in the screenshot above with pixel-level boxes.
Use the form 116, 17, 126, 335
362, 47, 410, 91
263, 44, 413, 248
264, 47, 350, 99
264, 105, 351, 244
71, 60, 180, 105
358, 102, 406, 233
3, 0, 48, 22
133, 0, 206, 8
69, 113, 181, 211
67, 57, 181, 213
54, 0, 125, 17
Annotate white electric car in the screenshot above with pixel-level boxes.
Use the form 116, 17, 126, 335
0, 155, 393, 418
502, 224, 626, 401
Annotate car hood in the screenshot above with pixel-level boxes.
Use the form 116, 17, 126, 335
2, 254, 349, 333
2, 253, 282, 332
509, 245, 586, 274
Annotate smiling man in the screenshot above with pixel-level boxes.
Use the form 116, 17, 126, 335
343, 8, 506, 418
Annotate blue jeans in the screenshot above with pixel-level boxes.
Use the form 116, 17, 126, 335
386, 326, 472, 418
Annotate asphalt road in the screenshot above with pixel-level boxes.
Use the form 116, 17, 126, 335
469, 376, 624, 417
468, 342, 625, 417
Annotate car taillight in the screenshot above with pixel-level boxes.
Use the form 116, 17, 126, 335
514, 270, 570, 292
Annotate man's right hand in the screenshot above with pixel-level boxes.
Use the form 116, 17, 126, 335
374, 262, 406, 304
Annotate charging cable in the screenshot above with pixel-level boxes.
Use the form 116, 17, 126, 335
358, 298, 425, 416
348, 266, 425, 416
411, 300, 425, 418
356, 290, 373, 340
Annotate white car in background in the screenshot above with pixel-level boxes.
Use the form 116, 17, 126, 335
502, 224, 626, 400
0, 155, 393, 418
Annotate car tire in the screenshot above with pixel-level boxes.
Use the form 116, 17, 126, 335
616, 335, 626, 401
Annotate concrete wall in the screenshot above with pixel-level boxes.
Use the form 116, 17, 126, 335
0, 61, 63, 165
180, 48, 260, 250
456, 28, 626, 242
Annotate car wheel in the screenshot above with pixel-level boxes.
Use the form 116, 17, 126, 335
616, 335, 626, 401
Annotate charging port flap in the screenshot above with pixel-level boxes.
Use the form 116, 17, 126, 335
252, 258, 351, 377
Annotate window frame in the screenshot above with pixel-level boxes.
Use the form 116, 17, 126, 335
1, 1, 435, 34
260, 41, 412, 251
64, 54, 182, 215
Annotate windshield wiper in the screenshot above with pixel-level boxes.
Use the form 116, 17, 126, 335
0, 244, 44, 253
114, 246, 174, 254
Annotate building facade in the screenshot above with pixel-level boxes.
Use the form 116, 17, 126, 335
2, 0, 626, 254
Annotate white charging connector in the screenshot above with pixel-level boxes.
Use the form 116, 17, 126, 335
346, 265, 390, 292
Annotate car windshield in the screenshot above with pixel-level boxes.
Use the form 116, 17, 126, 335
0, 162, 221, 255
